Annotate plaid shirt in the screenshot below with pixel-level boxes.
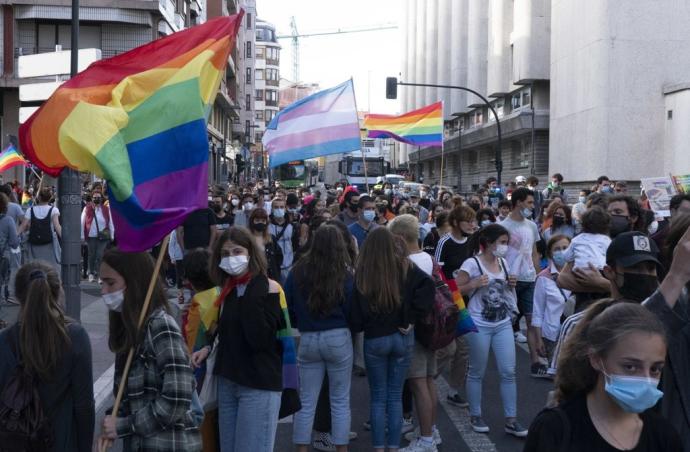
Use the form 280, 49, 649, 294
114, 309, 201, 451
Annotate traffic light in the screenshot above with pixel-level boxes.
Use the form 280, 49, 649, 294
386, 77, 398, 99
236, 154, 245, 173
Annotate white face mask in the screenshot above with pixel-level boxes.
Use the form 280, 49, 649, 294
273, 208, 285, 218
243, 202, 254, 211
219, 255, 249, 276
492, 244, 509, 258
102, 288, 125, 312
231, 199, 240, 207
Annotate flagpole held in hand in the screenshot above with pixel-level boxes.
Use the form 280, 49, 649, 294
99, 234, 171, 452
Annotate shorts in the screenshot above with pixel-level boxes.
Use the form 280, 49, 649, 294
407, 340, 438, 379
515, 281, 535, 316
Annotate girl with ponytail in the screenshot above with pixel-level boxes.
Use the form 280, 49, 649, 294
0, 261, 95, 451
525, 300, 681, 451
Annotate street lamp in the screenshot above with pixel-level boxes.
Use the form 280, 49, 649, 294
386, 77, 504, 185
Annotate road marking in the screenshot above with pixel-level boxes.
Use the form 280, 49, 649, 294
436, 375, 498, 452
94, 364, 115, 411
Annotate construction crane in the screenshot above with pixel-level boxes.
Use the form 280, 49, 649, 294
277, 18, 398, 83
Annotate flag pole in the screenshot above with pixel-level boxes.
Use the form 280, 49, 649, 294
350, 77, 369, 194
99, 234, 171, 452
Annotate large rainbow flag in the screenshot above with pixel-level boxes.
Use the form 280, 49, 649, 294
0, 145, 27, 173
18, 14, 243, 252
363, 101, 443, 147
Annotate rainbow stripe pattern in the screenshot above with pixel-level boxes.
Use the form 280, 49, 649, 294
18, 14, 243, 252
263, 79, 361, 168
0, 145, 27, 173
363, 101, 443, 147
183, 286, 221, 353
445, 278, 478, 336
278, 287, 299, 391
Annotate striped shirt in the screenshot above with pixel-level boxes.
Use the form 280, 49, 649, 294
434, 232, 472, 281
547, 310, 585, 376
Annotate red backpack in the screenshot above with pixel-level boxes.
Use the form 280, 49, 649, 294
415, 261, 460, 351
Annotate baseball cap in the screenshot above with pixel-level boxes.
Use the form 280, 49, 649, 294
606, 231, 661, 268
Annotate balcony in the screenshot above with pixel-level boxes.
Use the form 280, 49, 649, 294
266, 58, 279, 67
265, 79, 279, 87
265, 100, 278, 108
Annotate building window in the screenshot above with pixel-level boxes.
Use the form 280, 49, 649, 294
255, 69, 264, 80
266, 110, 276, 123
247, 13, 252, 29
255, 89, 264, 101
266, 90, 278, 107
256, 46, 265, 59
522, 88, 531, 107
510, 140, 530, 169
245, 120, 251, 138
511, 92, 522, 110
256, 110, 264, 120
512, 87, 531, 111
668, 110, 673, 120
255, 132, 263, 143
246, 68, 252, 84
37, 24, 101, 54
246, 41, 252, 58
470, 109, 483, 128
488, 99, 505, 121
246, 94, 251, 110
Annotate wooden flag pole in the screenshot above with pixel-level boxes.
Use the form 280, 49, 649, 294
99, 234, 171, 452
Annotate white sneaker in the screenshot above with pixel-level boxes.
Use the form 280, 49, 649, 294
514, 331, 528, 343
401, 417, 415, 434
405, 428, 441, 446
400, 437, 438, 452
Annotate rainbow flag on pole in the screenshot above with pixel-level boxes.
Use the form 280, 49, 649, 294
18, 14, 243, 252
263, 79, 361, 168
363, 101, 443, 147
0, 145, 28, 172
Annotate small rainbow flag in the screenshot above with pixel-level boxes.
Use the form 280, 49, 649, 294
363, 101, 443, 147
0, 145, 27, 173
18, 14, 243, 252
445, 276, 478, 336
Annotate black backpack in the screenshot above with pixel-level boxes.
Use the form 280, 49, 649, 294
0, 330, 54, 451
28, 207, 53, 246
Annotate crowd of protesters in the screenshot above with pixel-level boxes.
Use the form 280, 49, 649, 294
0, 171, 688, 452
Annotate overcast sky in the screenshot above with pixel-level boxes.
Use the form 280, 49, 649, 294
257, 0, 402, 114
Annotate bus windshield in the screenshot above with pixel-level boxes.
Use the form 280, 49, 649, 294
277, 163, 306, 180
347, 160, 384, 177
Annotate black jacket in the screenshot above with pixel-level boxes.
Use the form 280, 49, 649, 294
214, 274, 284, 391
644, 289, 690, 451
349, 263, 434, 339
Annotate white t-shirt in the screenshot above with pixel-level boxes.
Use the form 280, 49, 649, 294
459, 256, 517, 327
500, 216, 540, 282
25, 204, 60, 221
563, 232, 611, 270
408, 251, 433, 276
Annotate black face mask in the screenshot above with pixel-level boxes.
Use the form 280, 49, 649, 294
212, 204, 221, 213
252, 223, 267, 232
610, 215, 632, 237
93, 198, 101, 205
349, 203, 359, 213
469, 202, 481, 212
552, 215, 565, 227
617, 273, 659, 302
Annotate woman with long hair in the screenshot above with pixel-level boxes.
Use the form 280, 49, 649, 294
19, 187, 62, 272
191, 227, 283, 452
541, 203, 575, 242
350, 228, 434, 452
0, 262, 94, 451
248, 207, 283, 281
286, 225, 355, 452
525, 300, 681, 451
99, 249, 200, 450
455, 224, 527, 437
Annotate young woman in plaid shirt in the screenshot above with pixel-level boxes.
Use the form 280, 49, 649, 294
99, 249, 201, 451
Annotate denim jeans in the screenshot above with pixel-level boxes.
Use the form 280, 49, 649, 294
293, 328, 353, 445
465, 320, 517, 418
364, 331, 415, 449
217, 376, 281, 452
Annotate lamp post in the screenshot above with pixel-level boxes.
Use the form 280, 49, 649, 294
386, 77, 503, 185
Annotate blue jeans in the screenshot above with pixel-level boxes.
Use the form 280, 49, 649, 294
217, 376, 281, 452
364, 332, 414, 449
466, 320, 517, 418
293, 328, 353, 446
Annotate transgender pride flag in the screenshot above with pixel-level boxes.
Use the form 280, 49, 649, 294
264, 79, 361, 168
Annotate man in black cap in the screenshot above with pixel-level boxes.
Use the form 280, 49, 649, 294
547, 231, 662, 377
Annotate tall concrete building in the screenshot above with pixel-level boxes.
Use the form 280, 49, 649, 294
402, 0, 690, 195
401, 0, 550, 193
252, 18, 280, 177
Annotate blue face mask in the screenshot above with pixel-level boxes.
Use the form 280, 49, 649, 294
521, 207, 533, 219
601, 186, 614, 194
601, 365, 663, 413
480, 220, 492, 228
362, 210, 376, 223
552, 250, 566, 268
